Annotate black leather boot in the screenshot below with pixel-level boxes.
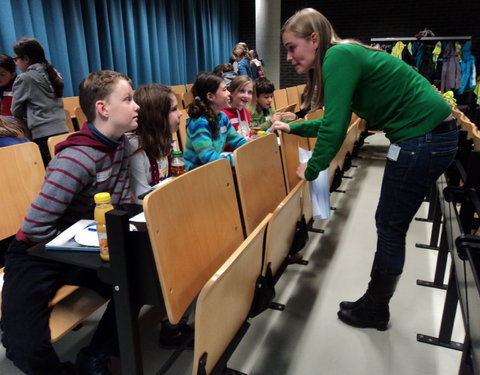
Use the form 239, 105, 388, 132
337, 269, 400, 331
339, 255, 378, 310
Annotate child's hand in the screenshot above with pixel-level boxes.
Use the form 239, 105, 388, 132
296, 163, 307, 179
280, 112, 297, 122
270, 120, 290, 134
272, 112, 283, 122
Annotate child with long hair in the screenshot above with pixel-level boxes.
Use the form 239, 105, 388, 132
221, 75, 254, 139
11, 37, 67, 165
0, 54, 17, 116
184, 72, 248, 171
0, 115, 29, 147
128, 84, 182, 204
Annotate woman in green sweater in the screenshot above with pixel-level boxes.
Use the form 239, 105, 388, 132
272, 8, 458, 330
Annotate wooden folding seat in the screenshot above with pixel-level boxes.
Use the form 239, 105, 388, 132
176, 109, 189, 152
234, 134, 287, 235
169, 84, 187, 96
286, 86, 301, 112
64, 109, 75, 133
144, 159, 244, 324
279, 128, 309, 192
193, 215, 271, 375
74, 106, 88, 129
63, 96, 80, 120
0, 142, 107, 342
273, 89, 288, 110
48, 132, 73, 158
265, 181, 305, 277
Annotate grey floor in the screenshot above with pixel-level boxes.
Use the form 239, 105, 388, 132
0, 133, 464, 374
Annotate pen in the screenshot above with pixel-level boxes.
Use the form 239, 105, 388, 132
88, 227, 97, 232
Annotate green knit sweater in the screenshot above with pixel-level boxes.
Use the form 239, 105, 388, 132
290, 43, 451, 181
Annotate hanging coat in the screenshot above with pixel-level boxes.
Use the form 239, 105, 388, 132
458, 41, 476, 95
441, 42, 462, 92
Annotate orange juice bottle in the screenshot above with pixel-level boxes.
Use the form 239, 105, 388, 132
94, 192, 114, 262
170, 151, 185, 177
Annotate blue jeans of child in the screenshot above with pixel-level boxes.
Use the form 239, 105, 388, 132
374, 127, 458, 275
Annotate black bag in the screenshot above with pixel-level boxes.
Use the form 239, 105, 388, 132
289, 215, 309, 256
249, 223, 276, 318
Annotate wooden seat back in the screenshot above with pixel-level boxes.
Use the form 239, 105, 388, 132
193, 215, 271, 375
265, 181, 304, 276
273, 89, 288, 110
234, 134, 286, 235
0, 143, 44, 240
177, 109, 189, 152
144, 159, 244, 324
64, 109, 75, 133
286, 86, 301, 112
170, 84, 187, 95
63, 96, 79, 119
279, 128, 309, 192
48, 132, 73, 158
74, 106, 88, 129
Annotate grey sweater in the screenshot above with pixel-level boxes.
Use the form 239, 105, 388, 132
11, 63, 67, 139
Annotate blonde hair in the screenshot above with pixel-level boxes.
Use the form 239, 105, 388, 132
228, 75, 254, 94
282, 8, 381, 110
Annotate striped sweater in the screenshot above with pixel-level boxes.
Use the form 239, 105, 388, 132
184, 111, 248, 171
17, 123, 132, 244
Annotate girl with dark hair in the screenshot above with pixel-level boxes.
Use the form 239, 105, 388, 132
0, 54, 17, 116
272, 8, 458, 331
12, 37, 67, 165
184, 72, 247, 171
128, 84, 182, 204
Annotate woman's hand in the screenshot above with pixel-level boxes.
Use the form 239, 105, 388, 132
270, 120, 291, 134
296, 163, 307, 179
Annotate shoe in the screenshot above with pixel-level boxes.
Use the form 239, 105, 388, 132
337, 269, 400, 331
158, 319, 194, 349
76, 347, 111, 375
339, 294, 366, 310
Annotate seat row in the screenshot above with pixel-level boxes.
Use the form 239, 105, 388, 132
0, 113, 365, 374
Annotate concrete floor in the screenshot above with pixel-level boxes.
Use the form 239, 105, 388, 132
0, 133, 464, 375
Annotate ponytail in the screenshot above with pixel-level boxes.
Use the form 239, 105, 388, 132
13, 37, 64, 97
187, 98, 219, 136
44, 62, 64, 97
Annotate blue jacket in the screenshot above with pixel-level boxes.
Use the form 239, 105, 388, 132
237, 59, 259, 80
458, 41, 476, 95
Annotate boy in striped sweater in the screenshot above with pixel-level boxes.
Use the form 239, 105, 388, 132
1, 70, 139, 375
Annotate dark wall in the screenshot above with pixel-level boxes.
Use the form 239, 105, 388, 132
238, 0, 256, 52
279, 0, 480, 88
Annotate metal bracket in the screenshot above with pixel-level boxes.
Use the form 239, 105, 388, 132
269, 302, 286, 311
455, 234, 480, 261
417, 334, 463, 351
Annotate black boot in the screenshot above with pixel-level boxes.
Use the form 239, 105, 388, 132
339, 255, 378, 310
337, 269, 400, 331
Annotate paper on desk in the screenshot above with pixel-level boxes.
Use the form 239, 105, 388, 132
299, 147, 330, 220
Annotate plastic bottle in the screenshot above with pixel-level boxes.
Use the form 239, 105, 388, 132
94, 192, 114, 262
170, 151, 185, 177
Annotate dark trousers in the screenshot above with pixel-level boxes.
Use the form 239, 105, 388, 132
33, 132, 67, 167
1, 239, 118, 375
374, 127, 458, 275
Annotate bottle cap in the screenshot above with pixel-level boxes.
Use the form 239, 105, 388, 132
94, 192, 111, 204
172, 151, 183, 158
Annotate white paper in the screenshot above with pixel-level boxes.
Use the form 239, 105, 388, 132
129, 211, 146, 223
299, 147, 331, 220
